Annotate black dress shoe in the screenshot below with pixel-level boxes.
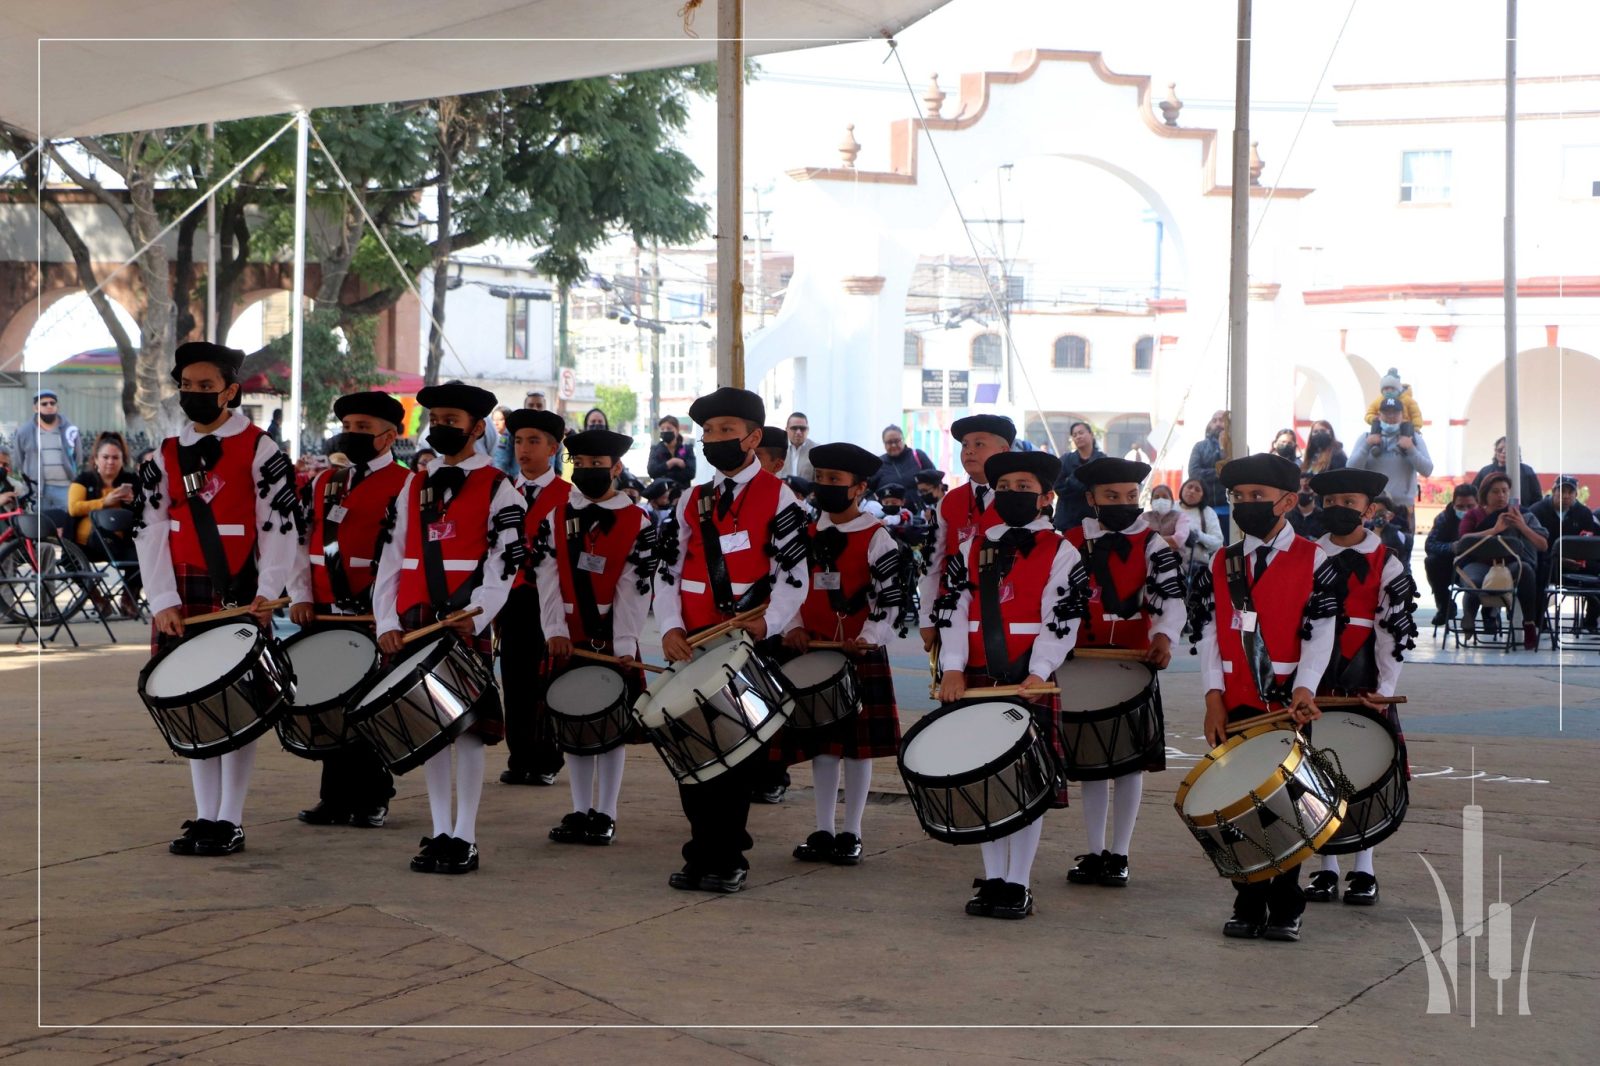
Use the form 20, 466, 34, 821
435, 836, 479, 874
990, 882, 1034, 920
698, 868, 748, 894
1343, 872, 1379, 906
830, 832, 863, 866
752, 784, 787, 805
349, 806, 387, 829
793, 830, 834, 862
1264, 914, 1303, 942
583, 810, 616, 846
668, 865, 704, 891
1066, 851, 1104, 885
549, 811, 589, 844
1223, 917, 1265, 939
535, 771, 560, 786
965, 877, 1003, 917
1098, 852, 1129, 887
195, 821, 245, 855
297, 802, 349, 826
1304, 870, 1340, 902
170, 818, 213, 855
410, 833, 449, 872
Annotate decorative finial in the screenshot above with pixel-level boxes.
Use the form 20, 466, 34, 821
924, 74, 946, 119
839, 123, 860, 168
1249, 141, 1264, 185
1159, 82, 1182, 126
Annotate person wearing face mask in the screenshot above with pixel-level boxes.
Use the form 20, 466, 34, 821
372, 381, 529, 875
1363, 367, 1424, 430
1269, 429, 1300, 467
284, 391, 411, 831
1423, 483, 1478, 623
1454, 472, 1548, 648
935, 450, 1086, 921
918, 415, 1015, 655
1349, 398, 1432, 536
1302, 467, 1417, 908
1286, 476, 1326, 541
1301, 420, 1346, 475
647, 415, 697, 488
641, 479, 678, 530
1140, 483, 1192, 553
14, 388, 81, 522
1058, 458, 1183, 890
653, 386, 811, 894
1191, 452, 1341, 943
131, 342, 302, 859
529, 428, 657, 848
1530, 477, 1600, 630
913, 469, 946, 508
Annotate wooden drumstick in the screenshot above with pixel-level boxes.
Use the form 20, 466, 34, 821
313, 614, 374, 623
401, 607, 483, 646
183, 597, 290, 625
1226, 710, 1294, 734
570, 647, 668, 673
1225, 696, 1410, 735
1072, 647, 1152, 663
929, 683, 1062, 700
686, 607, 766, 648
1319, 695, 1407, 706
807, 640, 884, 651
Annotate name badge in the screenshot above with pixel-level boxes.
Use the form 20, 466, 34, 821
1232, 610, 1258, 633
577, 551, 608, 574
813, 571, 842, 590
427, 521, 456, 543
719, 530, 751, 554
327, 504, 349, 523
200, 474, 224, 505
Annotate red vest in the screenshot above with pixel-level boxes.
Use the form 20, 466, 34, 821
513, 475, 572, 590
306, 461, 409, 606
940, 482, 1003, 559
679, 468, 783, 632
799, 519, 879, 640
553, 501, 648, 645
964, 528, 1061, 673
1213, 535, 1317, 712
395, 465, 503, 617
1334, 542, 1387, 664
1064, 525, 1154, 649
161, 424, 264, 576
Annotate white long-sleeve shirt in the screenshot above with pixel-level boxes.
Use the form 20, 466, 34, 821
918, 479, 992, 629
938, 518, 1083, 680
1078, 514, 1186, 645
1197, 521, 1337, 697
530, 491, 656, 659
286, 452, 398, 608
784, 510, 903, 647
132, 411, 298, 615
1316, 529, 1409, 698
653, 455, 807, 638
372, 451, 526, 638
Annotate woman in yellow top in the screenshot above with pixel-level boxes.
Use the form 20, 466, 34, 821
68, 435, 141, 602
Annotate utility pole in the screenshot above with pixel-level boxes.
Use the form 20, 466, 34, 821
1503, 0, 1522, 505
650, 242, 663, 429
748, 183, 770, 327
205, 122, 216, 343
968, 165, 1023, 406
1226, 0, 1252, 470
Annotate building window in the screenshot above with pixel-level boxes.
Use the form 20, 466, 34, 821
1400, 150, 1451, 204
1561, 145, 1600, 199
904, 331, 923, 367
1134, 335, 1154, 372
1003, 274, 1026, 304
971, 332, 1003, 368
1053, 334, 1089, 370
506, 299, 529, 360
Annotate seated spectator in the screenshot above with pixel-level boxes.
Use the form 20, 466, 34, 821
1473, 436, 1542, 504
1286, 474, 1325, 539
1300, 419, 1346, 475
1455, 472, 1549, 649
0, 448, 16, 509
1364, 366, 1424, 428
1269, 427, 1300, 466
1530, 476, 1600, 630
1141, 482, 1191, 554
1425, 483, 1478, 622
68, 437, 142, 605
1370, 493, 1412, 568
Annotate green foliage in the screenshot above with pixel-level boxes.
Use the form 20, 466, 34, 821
263, 309, 385, 434
595, 384, 638, 432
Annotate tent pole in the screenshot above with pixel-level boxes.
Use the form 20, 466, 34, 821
1226, 0, 1252, 469
205, 122, 217, 343
287, 109, 309, 460
717, 0, 745, 388
1503, 0, 1521, 504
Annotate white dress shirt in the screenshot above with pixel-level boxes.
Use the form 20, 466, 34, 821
938, 517, 1082, 680
783, 510, 903, 647
286, 452, 396, 608
918, 479, 991, 629
1316, 529, 1408, 697
531, 491, 654, 659
1078, 514, 1186, 645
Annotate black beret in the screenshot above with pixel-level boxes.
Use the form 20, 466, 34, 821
332, 390, 405, 428
504, 409, 567, 441
172, 342, 246, 407
985, 450, 1061, 487
913, 469, 946, 486
786, 476, 814, 497
565, 428, 633, 460
642, 479, 675, 501
809, 442, 881, 481
416, 380, 498, 420
879, 483, 906, 498
1308, 467, 1388, 500
1075, 456, 1152, 487
950, 413, 1016, 445
689, 386, 765, 427
1220, 452, 1301, 493
759, 426, 788, 451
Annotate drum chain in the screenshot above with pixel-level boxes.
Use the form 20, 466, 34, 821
1303, 742, 1356, 802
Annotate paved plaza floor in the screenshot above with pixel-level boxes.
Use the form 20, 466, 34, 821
1, 619, 1594, 1063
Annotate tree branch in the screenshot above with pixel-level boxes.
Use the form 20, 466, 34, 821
41, 142, 131, 225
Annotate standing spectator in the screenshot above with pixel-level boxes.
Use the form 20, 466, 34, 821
1300, 419, 1346, 474
1050, 420, 1106, 531
1424, 483, 1478, 622
870, 424, 935, 510
490, 406, 517, 476
1268, 427, 1300, 466
1456, 472, 1548, 648
1286, 475, 1325, 540
582, 407, 610, 432
1176, 477, 1224, 566
783, 412, 815, 479
13, 389, 81, 520
524, 390, 548, 411
1348, 398, 1433, 533
266, 407, 285, 449
1187, 409, 1230, 538
1473, 436, 1543, 504
648, 415, 697, 487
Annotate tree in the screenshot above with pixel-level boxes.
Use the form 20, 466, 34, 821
261, 310, 385, 450
595, 384, 638, 434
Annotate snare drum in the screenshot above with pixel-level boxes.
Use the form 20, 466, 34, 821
137, 621, 295, 758
1053, 658, 1165, 780
275, 625, 380, 759
897, 700, 1061, 845
546, 664, 634, 754
777, 650, 860, 731
633, 634, 794, 784
1307, 707, 1409, 854
1174, 725, 1347, 883
345, 632, 497, 774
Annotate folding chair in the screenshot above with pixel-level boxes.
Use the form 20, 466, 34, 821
7, 513, 115, 646
89, 508, 146, 621
1548, 536, 1600, 649
1449, 537, 1521, 653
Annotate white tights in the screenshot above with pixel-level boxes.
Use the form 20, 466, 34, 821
1078, 772, 1145, 856
978, 817, 1046, 888
422, 734, 486, 842
566, 747, 627, 818
190, 739, 257, 825
811, 755, 872, 836
1320, 848, 1376, 876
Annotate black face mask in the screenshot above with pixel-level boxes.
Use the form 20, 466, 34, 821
1232, 500, 1284, 539
812, 483, 856, 515
1297, 491, 1315, 508
571, 467, 615, 500
1274, 443, 1297, 459
428, 424, 473, 458
701, 438, 748, 473
1307, 431, 1333, 450
333, 432, 379, 467
1095, 503, 1141, 532
919, 489, 937, 503
994, 490, 1043, 528
660, 430, 675, 443
1321, 505, 1365, 536
37, 411, 58, 425
178, 390, 224, 425
883, 504, 901, 515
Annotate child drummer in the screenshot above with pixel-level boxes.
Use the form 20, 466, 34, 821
771, 442, 909, 867
653, 387, 810, 894
286, 390, 411, 830
530, 428, 658, 847
372, 381, 527, 875
1192, 452, 1342, 941
132, 341, 300, 857
1061, 457, 1186, 889
1304, 466, 1417, 907
935, 450, 1086, 920
918, 415, 1014, 656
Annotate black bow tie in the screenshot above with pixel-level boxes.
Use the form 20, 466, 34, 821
177, 435, 222, 476
812, 526, 847, 565
1097, 531, 1132, 561
997, 527, 1037, 557
428, 465, 467, 502
579, 505, 618, 534
1337, 547, 1370, 583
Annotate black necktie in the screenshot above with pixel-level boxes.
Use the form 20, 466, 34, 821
348, 464, 369, 491
1253, 545, 1272, 582
523, 482, 539, 506
1338, 547, 1370, 583
974, 485, 989, 511
716, 478, 737, 519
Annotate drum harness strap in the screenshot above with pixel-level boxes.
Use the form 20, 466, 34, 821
564, 505, 614, 646
1083, 534, 1145, 632
177, 435, 248, 608
319, 467, 367, 613
1325, 547, 1379, 695
1223, 543, 1292, 707
694, 486, 774, 616
810, 527, 872, 626
420, 470, 485, 620
977, 537, 1031, 686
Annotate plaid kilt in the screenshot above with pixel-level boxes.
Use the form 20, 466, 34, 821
767, 643, 901, 765
151, 562, 260, 653
397, 604, 504, 744
964, 666, 1069, 808
545, 640, 650, 747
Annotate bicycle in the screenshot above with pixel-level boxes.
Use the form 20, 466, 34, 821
0, 471, 96, 629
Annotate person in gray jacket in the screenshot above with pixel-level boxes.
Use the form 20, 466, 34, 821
13, 389, 82, 519
1348, 397, 1433, 534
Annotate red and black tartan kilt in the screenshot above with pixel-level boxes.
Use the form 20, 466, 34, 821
397, 604, 504, 744
964, 666, 1069, 808
767, 643, 902, 765
150, 562, 262, 653
546, 640, 650, 747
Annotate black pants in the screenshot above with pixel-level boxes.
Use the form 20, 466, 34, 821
319, 743, 394, 811
497, 585, 564, 775
1423, 553, 1455, 611
679, 756, 761, 873
1233, 866, 1306, 923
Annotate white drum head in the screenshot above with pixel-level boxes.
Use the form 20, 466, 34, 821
288, 629, 377, 704
639, 638, 753, 725
902, 702, 1031, 777
783, 651, 847, 688
1057, 659, 1151, 713
1182, 731, 1298, 816
357, 635, 445, 711
1312, 711, 1397, 789
547, 665, 625, 713
145, 624, 259, 699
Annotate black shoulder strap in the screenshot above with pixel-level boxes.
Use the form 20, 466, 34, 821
177, 441, 246, 606
695, 487, 738, 614
419, 476, 485, 618
319, 470, 363, 611
977, 541, 1028, 684
565, 506, 612, 644
1224, 541, 1289, 705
